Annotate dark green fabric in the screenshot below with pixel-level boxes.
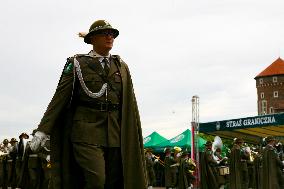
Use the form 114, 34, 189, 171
37, 54, 147, 189
145, 157, 156, 186
178, 157, 195, 189
164, 156, 177, 187
200, 149, 219, 189
70, 56, 122, 147
229, 144, 243, 189
84, 20, 119, 44
262, 144, 284, 189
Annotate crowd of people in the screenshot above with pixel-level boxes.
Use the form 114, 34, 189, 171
144, 147, 196, 189
0, 132, 51, 189
144, 135, 284, 189
0, 133, 283, 189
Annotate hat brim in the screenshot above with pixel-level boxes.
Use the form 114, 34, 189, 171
84, 28, 119, 44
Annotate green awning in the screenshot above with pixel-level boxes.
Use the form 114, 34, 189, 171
199, 113, 284, 144
143, 131, 168, 148
152, 129, 207, 151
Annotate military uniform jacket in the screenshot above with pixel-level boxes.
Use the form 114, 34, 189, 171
37, 52, 147, 189
200, 149, 219, 189
262, 144, 284, 189
229, 145, 242, 189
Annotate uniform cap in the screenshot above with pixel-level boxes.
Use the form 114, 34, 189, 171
164, 147, 171, 154
10, 138, 18, 143
173, 146, 182, 152
205, 141, 212, 146
19, 132, 29, 139
265, 136, 276, 143
234, 138, 244, 144
84, 20, 119, 44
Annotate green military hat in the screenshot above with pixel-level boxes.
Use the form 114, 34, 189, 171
84, 20, 119, 44
181, 150, 190, 157
10, 138, 18, 143
164, 147, 171, 154
19, 132, 29, 139
205, 141, 212, 146
265, 136, 276, 143
233, 138, 244, 144
3, 139, 9, 144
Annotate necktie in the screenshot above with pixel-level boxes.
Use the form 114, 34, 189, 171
102, 58, 109, 75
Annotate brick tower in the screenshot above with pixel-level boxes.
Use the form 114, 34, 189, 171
255, 57, 284, 115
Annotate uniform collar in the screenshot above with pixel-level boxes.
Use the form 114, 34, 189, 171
88, 50, 111, 62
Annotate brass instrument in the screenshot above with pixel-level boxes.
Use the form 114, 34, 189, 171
187, 158, 196, 174
152, 154, 165, 167
47, 161, 52, 168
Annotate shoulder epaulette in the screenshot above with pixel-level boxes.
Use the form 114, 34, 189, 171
63, 57, 74, 74
112, 55, 123, 67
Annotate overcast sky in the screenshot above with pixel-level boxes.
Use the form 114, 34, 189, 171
1, 0, 284, 141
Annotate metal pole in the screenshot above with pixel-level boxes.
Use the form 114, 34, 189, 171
192, 95, 200, 189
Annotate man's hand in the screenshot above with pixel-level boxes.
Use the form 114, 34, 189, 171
46, 154, 50, 162
29, 131, 47, 152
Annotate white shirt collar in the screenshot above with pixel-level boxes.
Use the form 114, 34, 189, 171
89, 50, 110, 62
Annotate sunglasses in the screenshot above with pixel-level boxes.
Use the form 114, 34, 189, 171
96, 30, 116, 37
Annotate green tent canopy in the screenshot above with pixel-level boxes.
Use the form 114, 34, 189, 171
143, 131, 168, 148
152, 129, 207, 152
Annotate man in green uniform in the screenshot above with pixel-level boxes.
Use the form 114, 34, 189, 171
262, 136, 284, 189
145, 149, 156, 189
229, 138, 249, 189
178, 150, 196, 189
200, 141, 219, 189
164, 148, 177, 189
29, 20, 147, 189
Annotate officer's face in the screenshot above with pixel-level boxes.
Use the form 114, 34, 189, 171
91, 30, 114, 53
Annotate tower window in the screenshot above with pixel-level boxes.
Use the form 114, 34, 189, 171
261, 100, 267, 115
269, 107, 274, 114
274, 91, 278, 98
273, 76, 277, 83
259, 78, 263, 84
260, 92, 264, 99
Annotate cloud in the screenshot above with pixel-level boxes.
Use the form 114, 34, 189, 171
1, 0, 284, 140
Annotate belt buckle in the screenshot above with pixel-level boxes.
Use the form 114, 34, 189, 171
100, 103, 108, 111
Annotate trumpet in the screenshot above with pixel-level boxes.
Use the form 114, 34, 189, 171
152, 154, 165, 167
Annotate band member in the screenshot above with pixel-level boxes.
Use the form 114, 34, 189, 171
178, 150, 196, 189
229, 138, 249, 189
144, 149, 156, 189
0, 139, 9, 189
7, 138, 18, 189
15, 132, 30, 188
38, 136, 52, 189
213, 147, 228, 189
164, 148, 177, 189
200, 141, 219, 189
253, 145, 262, 189
262, 136, 284, 189
243, 146, 256, 189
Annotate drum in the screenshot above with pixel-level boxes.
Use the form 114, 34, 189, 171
218, 166, 229, 175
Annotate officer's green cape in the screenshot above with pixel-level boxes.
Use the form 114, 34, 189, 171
38, 55, 148, 189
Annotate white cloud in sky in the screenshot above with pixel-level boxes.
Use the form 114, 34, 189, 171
1, 0, 284, 140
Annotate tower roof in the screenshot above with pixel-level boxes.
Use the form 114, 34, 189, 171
255, 57, 284, 78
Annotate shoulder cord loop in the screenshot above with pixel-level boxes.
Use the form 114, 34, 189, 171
73, 56, 107, 98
